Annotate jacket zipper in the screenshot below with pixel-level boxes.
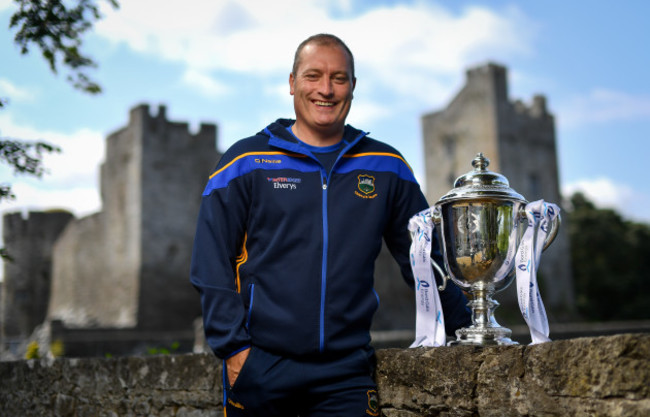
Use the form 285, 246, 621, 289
320, 170, 328, 352
316, 132, 367, 353
266, 127, 367, 354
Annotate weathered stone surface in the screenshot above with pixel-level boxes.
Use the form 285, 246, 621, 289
1, 211, 74, 339
0, 353, 223, 417
376, 333, 650, 416
1, 334, 648, 416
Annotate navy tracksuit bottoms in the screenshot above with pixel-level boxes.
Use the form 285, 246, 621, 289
223, 346, 379, 417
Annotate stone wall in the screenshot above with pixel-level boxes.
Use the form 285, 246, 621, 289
1, 334, 648, 416
1, 211, 74, 340
377, 333, 649, 416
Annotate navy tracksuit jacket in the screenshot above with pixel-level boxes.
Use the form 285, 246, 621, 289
190, 119, 470, 360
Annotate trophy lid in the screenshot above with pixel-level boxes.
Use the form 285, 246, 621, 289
436, 153, 526, 204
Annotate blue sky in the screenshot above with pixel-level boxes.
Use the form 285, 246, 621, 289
1, 0, 649, 224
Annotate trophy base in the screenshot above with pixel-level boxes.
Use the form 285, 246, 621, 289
448, 326, 518, 346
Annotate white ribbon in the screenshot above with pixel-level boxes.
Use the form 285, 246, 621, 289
408, 208, 446, 347
516, 200, 560, 344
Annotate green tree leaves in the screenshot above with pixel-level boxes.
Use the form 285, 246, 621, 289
568, 192, 650, 321
9, 0, 119, 94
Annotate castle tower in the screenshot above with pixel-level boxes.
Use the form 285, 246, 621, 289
136, 105, 219, 330
421, 63, 575, 321
1, 211, 73, 345
48, 104, 221, 331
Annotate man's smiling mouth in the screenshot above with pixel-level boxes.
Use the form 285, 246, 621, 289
314, 101, 335, 107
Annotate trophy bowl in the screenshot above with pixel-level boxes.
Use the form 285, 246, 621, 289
431, 153, 559, 345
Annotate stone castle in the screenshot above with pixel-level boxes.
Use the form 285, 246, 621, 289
1, 104, 220, 357
1, 63, 575, 357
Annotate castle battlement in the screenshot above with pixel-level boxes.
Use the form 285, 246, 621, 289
126, 103, 217, 142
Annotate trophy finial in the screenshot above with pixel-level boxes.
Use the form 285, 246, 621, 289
472, 153, 490, 171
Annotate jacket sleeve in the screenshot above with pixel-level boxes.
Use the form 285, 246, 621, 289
190, 155, 252, 359
383, 177, 472, 336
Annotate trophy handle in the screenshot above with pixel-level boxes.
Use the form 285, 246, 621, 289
542, 213, 561, 251
430, 258, 449, 291
518, 207, 561, 252
430, 207, 449, 291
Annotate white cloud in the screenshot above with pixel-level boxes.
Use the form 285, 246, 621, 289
0, 113, 103, 217
557, 88, 650, 128
181, 69, 231, 97
346, 98, 393, 127
562, 177, 650, 224
0, 0, 12, 13
1, 183, 100, 218
0, 78, 35, 103
95, 0, 300, 73
94, 0, 536, 109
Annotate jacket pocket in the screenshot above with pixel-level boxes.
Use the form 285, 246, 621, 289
245, 283, 255, 332
229, 346, 256, 391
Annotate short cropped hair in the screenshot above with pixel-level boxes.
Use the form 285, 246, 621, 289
291, 33, 355, 79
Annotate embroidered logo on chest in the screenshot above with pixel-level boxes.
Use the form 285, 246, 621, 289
355, 174, 378, 199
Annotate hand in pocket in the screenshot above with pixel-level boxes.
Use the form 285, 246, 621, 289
226, 347, 251, 387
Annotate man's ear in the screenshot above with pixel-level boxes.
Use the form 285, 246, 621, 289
289, 73, 295, 95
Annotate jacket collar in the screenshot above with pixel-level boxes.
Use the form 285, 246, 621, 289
262, 119, 368, 155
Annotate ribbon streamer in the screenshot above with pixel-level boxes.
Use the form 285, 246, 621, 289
516, 200, 560, 344
408, 208, 446, 347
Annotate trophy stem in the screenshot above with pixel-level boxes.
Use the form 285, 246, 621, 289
449, 287, 518, 346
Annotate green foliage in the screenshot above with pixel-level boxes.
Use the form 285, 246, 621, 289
50, 339, 65, 357
9, 0, 119, 94
25, 341, 40, 359
0, 248, 12, 261
0, 139, 61, 180
568, 192, 650, 321
23, 340, 64, 358
146, 341, 181, 356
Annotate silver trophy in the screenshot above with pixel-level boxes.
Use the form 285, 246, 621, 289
430, 153, 559, 345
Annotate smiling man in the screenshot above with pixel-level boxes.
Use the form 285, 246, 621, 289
289, 38, 356, 146
191, 34, 471, 417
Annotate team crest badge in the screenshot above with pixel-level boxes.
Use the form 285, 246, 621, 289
366, 389, 379, 416
357, 174, 375, 194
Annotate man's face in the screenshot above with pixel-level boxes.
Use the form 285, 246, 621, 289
290, 43, 356, 139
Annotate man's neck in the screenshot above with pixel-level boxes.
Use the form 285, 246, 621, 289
291, 122, 343, 147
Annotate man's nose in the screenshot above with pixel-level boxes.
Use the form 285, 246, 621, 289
317, 77, 334, 96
